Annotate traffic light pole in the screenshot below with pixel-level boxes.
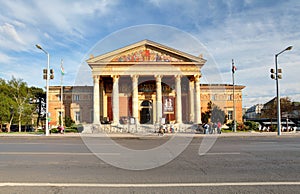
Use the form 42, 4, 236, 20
273, 46, 292, 136
275, 54, 281, 136
36, 44, 50, 136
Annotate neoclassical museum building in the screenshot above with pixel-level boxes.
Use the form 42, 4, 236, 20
48, 40, 245, 129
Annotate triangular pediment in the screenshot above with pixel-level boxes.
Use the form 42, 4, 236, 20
87, 40, 206, 64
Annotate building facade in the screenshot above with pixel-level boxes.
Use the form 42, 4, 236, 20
48, 40, 245, 128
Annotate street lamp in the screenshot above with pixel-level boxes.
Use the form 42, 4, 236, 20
36, 44, 50, 136
273, 46, 292, 136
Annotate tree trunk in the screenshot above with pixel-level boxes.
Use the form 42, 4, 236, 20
8, 114, 13, 133
18, 114, 22, 133
36, 97, 42, 132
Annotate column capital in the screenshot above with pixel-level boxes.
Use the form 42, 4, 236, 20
175, 74, 182, 80
155, 74, 163, 80
93, 75, 100, 79
131, 74, 139, 81
111, 75, 120, 81
194, 74, 201, 82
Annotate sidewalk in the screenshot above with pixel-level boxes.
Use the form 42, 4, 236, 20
0, 131, 299, 138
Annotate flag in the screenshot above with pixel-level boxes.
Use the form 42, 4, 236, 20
232, 59, 237, 74
232, 65, 237, 73
60, 59, 65, 75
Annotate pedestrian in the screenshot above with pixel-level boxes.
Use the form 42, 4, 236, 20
212, 123, 217, 134
217, 121, 222, 134
203, 123, 209, 134
158, 124, 165, 136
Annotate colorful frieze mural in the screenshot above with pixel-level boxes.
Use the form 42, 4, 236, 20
112, 48, 184, 62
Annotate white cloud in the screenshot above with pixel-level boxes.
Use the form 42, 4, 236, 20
0, 23, 25, 45
0, 52, 12, 63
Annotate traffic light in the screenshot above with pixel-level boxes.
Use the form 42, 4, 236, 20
50, 69, 54, 79
278, 69, 282, 79
270, 68, 282, 80
270, 74, 276, 79
43, 69, 47, 80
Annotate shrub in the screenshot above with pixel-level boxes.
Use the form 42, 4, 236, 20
65, 116, 75, 127
65, 128, 78, 133
244, 121, 259, 131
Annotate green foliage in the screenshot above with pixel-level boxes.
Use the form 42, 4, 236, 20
201, 112, 209, 124
201, 101, 226, 124
64, 116, 75, 127
244, 121, 259, 131
226, 120, 235, 131
227, 120, 259, 131
0, 77, 45, 132
65, 128, 78, 133
50, 128, 59, 133
211, 105, 226, 123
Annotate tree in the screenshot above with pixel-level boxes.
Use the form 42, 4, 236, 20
30, 87, 46, 131
201, 101, 226, 124
211, 105, 226, 124
201, 101, 212, 123
7, 77, 33, 132
261, 97, 293, 119
0, 78, 16, 132
281, 97, 293, 117
0, 77, 45, 133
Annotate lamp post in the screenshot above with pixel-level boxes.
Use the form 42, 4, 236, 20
274, 46, 292, 136
36, 44, 50, 136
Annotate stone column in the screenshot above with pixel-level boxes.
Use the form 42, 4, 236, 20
155, 75, 162, 124
131, 75, 139, 123
189, 78, 195, 123
194, 74, 201, 123
175, 75, 182, 124
112, 75, 120, 125
99, 78, 104, 120
93, 75, 100, 124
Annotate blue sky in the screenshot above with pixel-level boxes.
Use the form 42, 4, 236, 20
0, 0, 299, 107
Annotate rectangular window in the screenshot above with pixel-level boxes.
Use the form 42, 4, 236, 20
227, 94, 233, 101
228, 110, 233, 120
74, 95, 80, 101
75, 111, 80, 122
58, 111, 64, 125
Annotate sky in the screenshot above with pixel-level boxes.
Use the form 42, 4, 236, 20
0, 0, 299, 108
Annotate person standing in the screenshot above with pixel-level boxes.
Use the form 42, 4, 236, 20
217, 121, 222, 134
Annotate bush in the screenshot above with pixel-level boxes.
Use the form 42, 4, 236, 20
50, 128, 59, 133
244, 121, 259, 131
65, 116, 75, 127
227, 121, 249, 131
65, 128, 78, 133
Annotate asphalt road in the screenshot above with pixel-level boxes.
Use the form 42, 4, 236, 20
0, 134, 299, 193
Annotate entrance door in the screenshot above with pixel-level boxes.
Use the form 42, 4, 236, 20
140, 100, 152, 124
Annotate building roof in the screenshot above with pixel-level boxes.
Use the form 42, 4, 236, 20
200, 84, 245, 90
86, 39, 206, 64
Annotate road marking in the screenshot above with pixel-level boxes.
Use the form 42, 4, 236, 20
0, 152, 119, 156
205, 152, 240, 155
0, 182, 299, 187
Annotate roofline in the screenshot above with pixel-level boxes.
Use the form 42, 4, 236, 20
200, 84, 245, 89
86, 39, 206, 63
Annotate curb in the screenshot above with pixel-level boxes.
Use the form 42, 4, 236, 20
0, 132, 299, 138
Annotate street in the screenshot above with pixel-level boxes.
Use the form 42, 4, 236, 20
0, 134, 299, 193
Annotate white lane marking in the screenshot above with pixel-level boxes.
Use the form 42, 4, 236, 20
0, 182, 299, 187
0, 152, 240, 156
0, 152, 119, 156
205, 152, 240, 155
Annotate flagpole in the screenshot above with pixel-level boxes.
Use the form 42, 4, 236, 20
232, 59, 236, 132
60, 59, 64, 131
